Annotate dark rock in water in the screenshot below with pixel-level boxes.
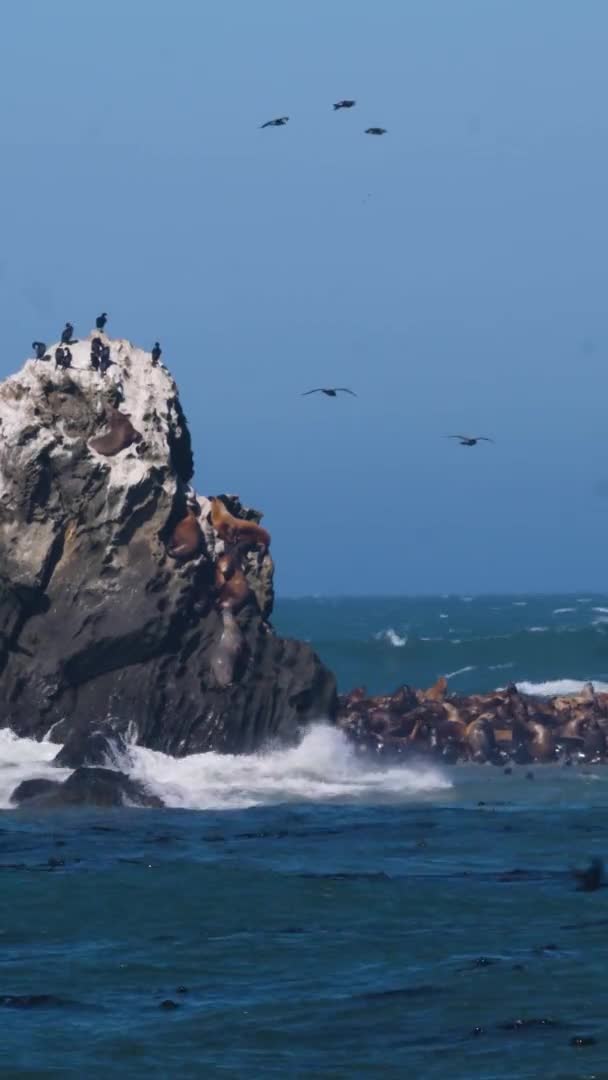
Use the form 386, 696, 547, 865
0, 338, 336, 755
10, 778, 61, 804
11, 767, 162, 809
160, 999, 180, 1010
0, 994, 66, 1008
53, 726, 129, 769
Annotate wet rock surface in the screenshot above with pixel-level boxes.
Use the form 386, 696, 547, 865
11, 766, 163, 808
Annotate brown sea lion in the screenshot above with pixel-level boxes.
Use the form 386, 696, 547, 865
419, 676, 447, 703
214, 549, 251, 613
89, 406, 141, 457
210, 610, 243, 688
209, 497, 271, 554
465, 719, 497, 762
167, 510, 203, 560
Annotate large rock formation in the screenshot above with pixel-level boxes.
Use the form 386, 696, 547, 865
0, 332, 336, 754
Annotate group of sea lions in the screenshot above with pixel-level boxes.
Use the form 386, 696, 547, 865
338, 678, 608, 764
166, 497, 271, 687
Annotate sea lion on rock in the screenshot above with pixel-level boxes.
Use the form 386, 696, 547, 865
214, 549, 251, 613
167, 510, 203, 560
209, 497, 271, 555
89, 406, 141, 457
419, 676, 447, 703
210, 610, 244, 688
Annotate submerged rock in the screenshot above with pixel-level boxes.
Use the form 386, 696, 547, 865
0, 334, 336, 754
11, 766, 162, 808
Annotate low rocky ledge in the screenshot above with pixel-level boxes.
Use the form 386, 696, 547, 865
0, 332, 336, 755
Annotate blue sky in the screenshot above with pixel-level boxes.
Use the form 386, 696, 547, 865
1, 0, 608, 594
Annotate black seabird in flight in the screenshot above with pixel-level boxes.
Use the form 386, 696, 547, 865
152, 342, 162, 364
365, 127, 387, 135
260, 116, 289, 128
333, 100, 356, 110
96, 312, 108, 330
447, 435, 494, 447
302, 387, 357, 398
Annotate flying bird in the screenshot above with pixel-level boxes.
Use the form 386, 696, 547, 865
333, 100, 356, 110
447, 435, 494, 447
302, 387, 357, 398
365, 127, 387, 135
260, 117, 289, 128
96, 312, 108, 330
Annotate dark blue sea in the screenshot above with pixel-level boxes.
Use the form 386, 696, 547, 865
3, 595, 608, 1078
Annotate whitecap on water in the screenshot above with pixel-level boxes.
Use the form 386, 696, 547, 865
517, 679, 608, 697
443, 665, 476, 680
374, 628, 407, 647
129, 726, 452, 810
553, 608, 575, 614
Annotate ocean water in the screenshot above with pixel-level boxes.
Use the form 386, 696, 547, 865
2, 596, 608, 1078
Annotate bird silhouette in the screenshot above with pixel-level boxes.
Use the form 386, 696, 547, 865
333, 100, 356, 110
32, 341, 47, 360
96, 312, 108, 330
365, 127, 387, 135
573, 857, 604, 892
260, 117, 289, 128
302, 388, 357, 398
152, 342, 162, 364
447, 435, 494, 447
60, 322, 74, 344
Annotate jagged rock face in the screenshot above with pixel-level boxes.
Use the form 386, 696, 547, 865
0, 334, 336, 752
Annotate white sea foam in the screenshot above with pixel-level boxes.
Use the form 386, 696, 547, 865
512, 601, 528, 607
593, 607, 608, 614
516, 679, 608, 697
0, 729, 71, 810
527, 626, 548, 633
553, 608, 575, 614
444, 665, 476, 680
374, 628, 407, 647
129, 726, 451, 810
0, 725, 451, 812
489, 662, 514, 671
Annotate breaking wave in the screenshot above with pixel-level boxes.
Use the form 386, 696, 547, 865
516, 678, 608, 697
0, 726, 451, 812
374, 628, 407, 647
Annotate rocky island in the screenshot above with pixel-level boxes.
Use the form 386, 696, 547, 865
0, 331, 336, 804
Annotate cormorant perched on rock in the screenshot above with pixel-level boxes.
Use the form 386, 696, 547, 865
61, 322, 74, 344
302, 387, 357, 398
90, 337, 102, 371
365, 127, 387, 135
152, 342, 162, 364
333, 100, 356, 110
96, 312, 108, 330
99, 345, 112, 375
55, 347, 71, 369
260, 116, 289, 128
32, 341, 47, 360
447, 435, 494, 447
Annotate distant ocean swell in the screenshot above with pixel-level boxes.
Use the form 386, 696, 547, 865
306, 626, 608, 696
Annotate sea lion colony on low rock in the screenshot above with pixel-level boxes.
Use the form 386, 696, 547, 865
338, 679, 608, 764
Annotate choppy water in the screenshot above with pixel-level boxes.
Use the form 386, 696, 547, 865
274, 593, 608, 695
3, 596, 608, 1077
